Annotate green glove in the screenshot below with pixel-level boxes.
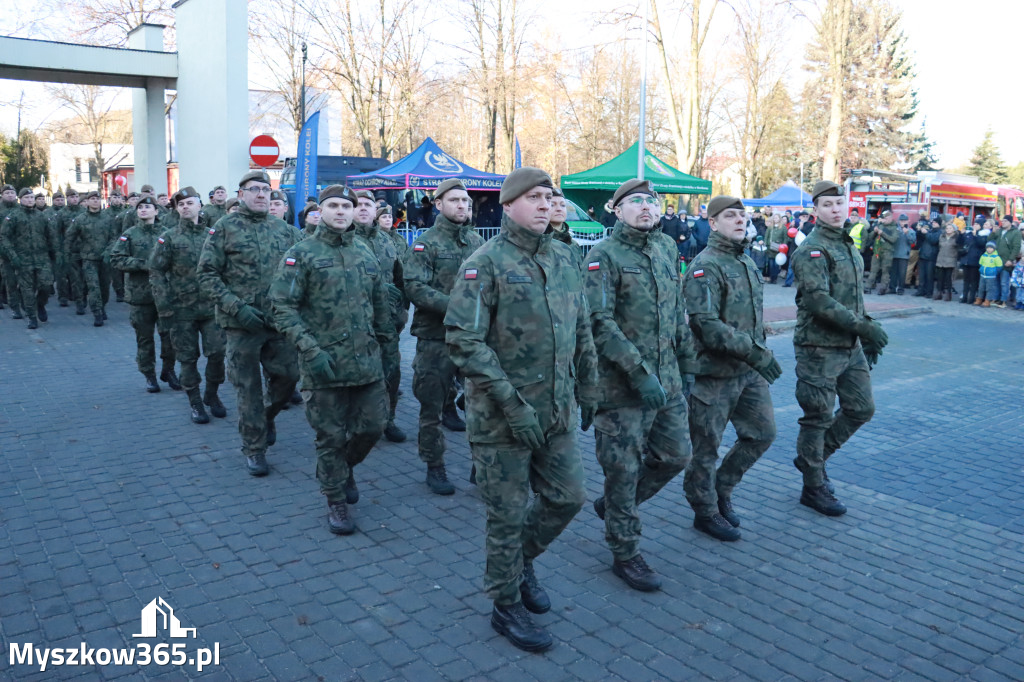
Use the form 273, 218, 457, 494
235, 304, 266, 332
385, 283, 404, 308
862, 340, 882, 369
747, 346, 783, 384
501, 397, 545, 451
304, 347, 338, 383
635, 373, 667, 410
579, 402, 597, 432
855, 319, 889, 350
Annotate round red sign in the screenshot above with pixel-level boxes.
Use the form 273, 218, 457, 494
249, 135, 280, 167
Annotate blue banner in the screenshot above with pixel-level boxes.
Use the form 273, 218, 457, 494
294, 111, 320, 227
514, 135, 522, 169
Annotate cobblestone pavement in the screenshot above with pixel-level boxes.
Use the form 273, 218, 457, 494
1, 295, 1022, 681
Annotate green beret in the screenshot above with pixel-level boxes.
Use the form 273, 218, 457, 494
52, 191, 64, 199
270, 190, 287, 202
318, 184, 357, 206
212, 185, 226, 192
65, 189, 79, 197
18, 188, 34, 198
140, 184, 155, 193
434, 178, 467, 201
707, 195, 745, 219
82, 190, 100, 200
238, 170, 271, 187
127, 192, 140, 199
35, 192, 46, 198
224, 197, 240, 211
1, 184, 15, 193
354, 190, 375, 202
811, 180, 844, 202
137, 196, 158, 209
173, 186, 201, 204
552, 186, 564, 198
376, 205, 392, 220
611, 178, 657, 208
498, 168, 552, 204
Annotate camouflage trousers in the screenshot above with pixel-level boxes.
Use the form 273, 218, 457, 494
16, 264, 53, 316
304, 381, 388, 503
225, 328, 299, 457
412, 338, 456, 466
81, 259, 111, 314
169, 317, 225, 391
794, 345, 875, 488
54, 257, 71, 304
685, 370, 776, 516
111, 268, 125, 298
473, 430, 585, 605
594, 395, 691, 561
129, 304, 175, 375
869, 252, 894, 289
1, 257, 23, 311
382, 334, 401, 421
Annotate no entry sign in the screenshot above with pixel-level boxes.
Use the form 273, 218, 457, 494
249, 135, 280, 167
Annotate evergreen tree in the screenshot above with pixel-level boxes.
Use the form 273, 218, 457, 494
0, 130, 49, 190
968, 130, 1009, 183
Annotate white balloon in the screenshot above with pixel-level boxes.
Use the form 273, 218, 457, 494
795, 231, 806, 246
775, 252, 787, 266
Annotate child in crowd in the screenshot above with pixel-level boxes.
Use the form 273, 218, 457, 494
1011, 256, 1024, 310
977, 241, 1003, 307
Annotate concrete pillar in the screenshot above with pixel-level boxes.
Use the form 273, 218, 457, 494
174, 0, 249, 195
128, 24, 169, 194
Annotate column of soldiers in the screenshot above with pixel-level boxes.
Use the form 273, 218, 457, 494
2, 169, 889, 655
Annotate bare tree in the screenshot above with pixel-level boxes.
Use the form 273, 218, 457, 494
817, 0, 853, 182
47, 85, 125, 190
35, 0, 174, 47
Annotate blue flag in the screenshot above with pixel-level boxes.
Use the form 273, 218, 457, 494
514, 135, 522, 169
294, 111, 320, 227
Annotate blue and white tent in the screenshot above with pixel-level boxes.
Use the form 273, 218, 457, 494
347, 137, 506, 191
744, 181, 812, 208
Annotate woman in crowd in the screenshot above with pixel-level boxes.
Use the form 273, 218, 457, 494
933, 219, 959, 301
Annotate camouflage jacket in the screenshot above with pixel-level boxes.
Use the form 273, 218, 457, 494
269, 224, 395, 389
1, 205, 57, 268
355, 221, 406, 319
54, 204, 81, 247
66, 209, 118, 261
445, 215, 598, 444
683, 230, 767, 378
198, 204, 299, 331
109, 220, 162, 305
202, 203, 226, 229
791, 222, 868, 348
148, 217, 216, 320
871, 222, 898, 254
0, 200, 16, 222
584, 221, 695, 408
404, 215, 484, 340
552, 224, 584, 270
385, 227, 409, 262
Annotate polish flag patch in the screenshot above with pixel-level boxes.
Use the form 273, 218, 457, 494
208, 228, 216, 235
693, 269, 705, 278
810, 250, 822, 258
588, 261, 600, 271
119, 235, 128, 241
413, 243, 425, 252
285, 257, 297, 266
157, 237, 165, 244
464, 268, 478, 280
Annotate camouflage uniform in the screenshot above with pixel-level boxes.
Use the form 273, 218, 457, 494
269, 224, 395, 501
791, 222, 876, 487
198, 205, 300, 460
584, 221, 695, 561
403, 215, 484, 467
106, 205, 128, 299
149, 216, 226, 399
682, 230, 776, 516
1, 203, 57, 320
202, 203, 227, 229
0, 199, 24, 312
445, 214, 598, 606
109, 219, 175, 376
53, 203, 81, 306
384, 227, 410, 332
65, 209, 118, 315
551, 225, 584, 270
867, 220, 898, 291
355, 220, 406, 426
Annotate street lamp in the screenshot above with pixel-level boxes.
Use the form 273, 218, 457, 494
300, 42, 308, 130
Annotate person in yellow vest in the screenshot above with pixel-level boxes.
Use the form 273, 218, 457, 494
847, 209, 866, 251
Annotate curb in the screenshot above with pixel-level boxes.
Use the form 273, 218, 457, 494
766, 305, 933, 334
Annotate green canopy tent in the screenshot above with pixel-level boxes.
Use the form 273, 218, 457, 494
560, 142, 712, 230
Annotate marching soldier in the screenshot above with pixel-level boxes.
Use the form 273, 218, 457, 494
269, 190, 289, 221
55, 189, 82, 312
106, 191, 128, 302
270, 185, 395, 534
0, 184, 24, 317
203, 185, 229, 226
792, 181, 887, 516
404, 179, 484, 495
866, 210, 897, 295
198, 170, 300, 477
445, 167, 598, 652
65, 191, 117, 327
150, 187, 227, 423
584, 179, 696, 589
682, 195, 780, 542
1, 188, 58, 328
549, 187, 583, 269
110, 196, 178, 392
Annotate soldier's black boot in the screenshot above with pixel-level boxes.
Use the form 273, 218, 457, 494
717, 496, 741, 528
426, 464, 455, 495
190, 401, 210, 425
160, 364, 182, 391
441, 404, 466, 432
327, 500, 355, 535
794, 457, 834, 494
36, 304, 47, 322
26, 316, 38, 329
800, 484, 847, 516
75, 301, 86, 315
344, 472, 359, 504
101, 306, 107, 320
519, 561, 551, 614
593, 495, 606, 520
289, 388, 303, 405
490, 602, 552, 652
265, 408, 277, 446
469, 464, 477, 485
203, 384, 227, 418
12, 306, 24, 320
246, 453, 269, 477
693, 513, 742, 541
383, 420, 407, 442
612, 554, 662, 592
145, 373, 161, 393
93, 311, 104, 327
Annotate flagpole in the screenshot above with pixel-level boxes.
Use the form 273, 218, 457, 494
637, 0, 649, 180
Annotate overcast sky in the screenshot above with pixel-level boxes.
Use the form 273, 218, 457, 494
0, 0, 1019, 170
